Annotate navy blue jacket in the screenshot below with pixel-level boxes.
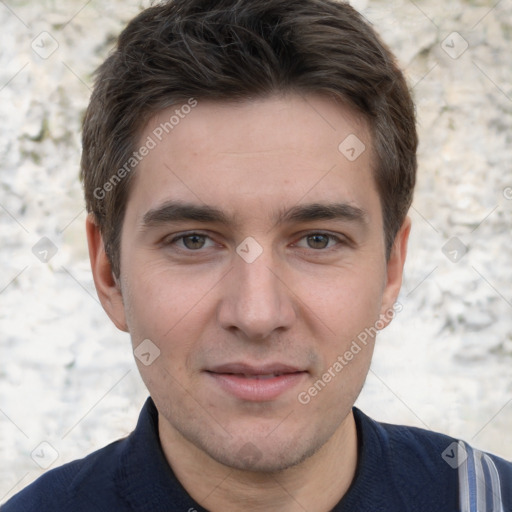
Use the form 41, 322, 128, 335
2, 397, 511, 511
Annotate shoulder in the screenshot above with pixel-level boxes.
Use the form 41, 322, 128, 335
353, 408, 459, 508
1, 437, 129, 512
374, 413, 512, 480
1, 398, 191, 512
352, 408, 512, 509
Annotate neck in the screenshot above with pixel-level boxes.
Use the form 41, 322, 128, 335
159, 411, 358, 512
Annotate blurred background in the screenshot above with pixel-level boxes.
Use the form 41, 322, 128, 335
1, 0, 511, 502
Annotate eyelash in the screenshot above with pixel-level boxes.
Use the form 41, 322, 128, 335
165, 231, 347, 253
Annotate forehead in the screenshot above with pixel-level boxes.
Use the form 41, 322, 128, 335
142, 93, 370, 158
127, 94, 380, 227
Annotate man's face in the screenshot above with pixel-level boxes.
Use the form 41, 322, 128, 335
97, 94, 407, 472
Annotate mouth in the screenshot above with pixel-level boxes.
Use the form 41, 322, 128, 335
205, 363, 308, 401
225, 373, 294, 379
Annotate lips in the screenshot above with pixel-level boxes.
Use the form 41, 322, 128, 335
237, 374, 287, 379
205, 362, 307, 401
208, 362, 304, 375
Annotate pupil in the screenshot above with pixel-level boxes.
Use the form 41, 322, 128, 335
308, 234, 328, 249
184, 235, 205, 249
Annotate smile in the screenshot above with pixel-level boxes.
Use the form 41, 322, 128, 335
205, 363, 308, 401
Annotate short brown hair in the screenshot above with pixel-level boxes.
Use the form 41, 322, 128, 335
81, 0, 417, 277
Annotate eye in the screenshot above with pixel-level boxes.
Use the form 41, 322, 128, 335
295, 232, 343, 250
167, 233, 216, 251
181, 234, 207, 250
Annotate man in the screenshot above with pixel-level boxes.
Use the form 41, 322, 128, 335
3, 0, 511, 510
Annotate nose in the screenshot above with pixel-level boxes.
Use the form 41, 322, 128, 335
217, 246, 296, 341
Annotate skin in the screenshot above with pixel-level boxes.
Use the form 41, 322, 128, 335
87, 93, 410, 512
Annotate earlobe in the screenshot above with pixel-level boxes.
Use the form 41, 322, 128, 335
379, 216, 411, 325
86, 213, 129, 332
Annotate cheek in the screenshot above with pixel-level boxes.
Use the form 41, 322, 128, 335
291, 265, 384, 394
123, 269, 209, 395
122, 262, 219, 349
295, 265, 385, 339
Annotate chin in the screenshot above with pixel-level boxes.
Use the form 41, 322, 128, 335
204, 431, 326, 474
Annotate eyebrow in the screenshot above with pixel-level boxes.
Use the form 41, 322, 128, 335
276, 202, 368, 226
141, 200, 368, 229
142, 201, 231, 226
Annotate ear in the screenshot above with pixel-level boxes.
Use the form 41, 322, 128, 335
86, 213, 128, 332
379, 216, 411, 327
